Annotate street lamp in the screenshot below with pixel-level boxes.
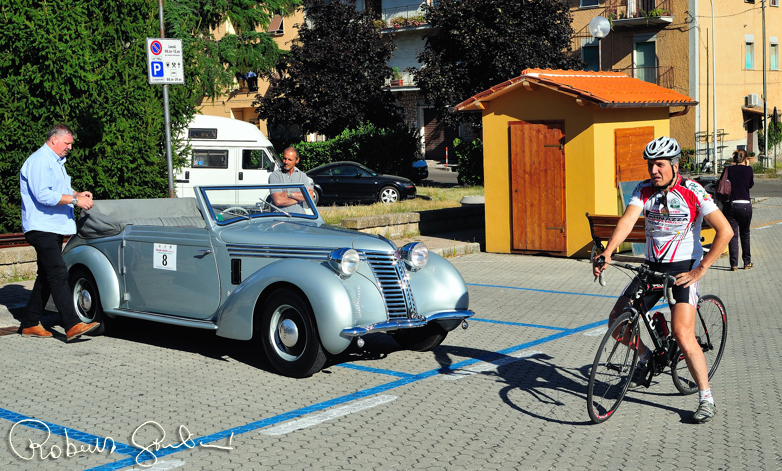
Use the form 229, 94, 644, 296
588, 16, 611, 71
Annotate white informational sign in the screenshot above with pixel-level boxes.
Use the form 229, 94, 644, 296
146, 38, 184, 85
153, 244, 177, 271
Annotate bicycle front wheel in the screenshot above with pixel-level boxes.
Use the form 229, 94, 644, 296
671, 295, 728, 395
587, 311, 640, 424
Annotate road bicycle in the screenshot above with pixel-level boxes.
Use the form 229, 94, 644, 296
586, 256, 727, 424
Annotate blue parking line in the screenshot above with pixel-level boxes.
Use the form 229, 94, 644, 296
336, 363, 416, 378
466, 282, 616, 298
470, 317, 567, 331
82, 316, 612, 470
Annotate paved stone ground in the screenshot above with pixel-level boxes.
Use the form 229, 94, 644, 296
0, 197, 780, 470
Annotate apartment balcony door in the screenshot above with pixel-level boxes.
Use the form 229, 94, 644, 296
634, 41, 657, 85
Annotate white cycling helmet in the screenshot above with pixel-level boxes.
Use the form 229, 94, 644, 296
643, 136, 681, 162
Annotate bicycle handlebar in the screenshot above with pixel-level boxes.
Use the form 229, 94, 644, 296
593, 256, 677, 306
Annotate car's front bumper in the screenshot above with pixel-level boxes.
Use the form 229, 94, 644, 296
340, 310, 474, 337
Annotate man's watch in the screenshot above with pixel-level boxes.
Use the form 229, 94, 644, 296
71, 196, 78, 206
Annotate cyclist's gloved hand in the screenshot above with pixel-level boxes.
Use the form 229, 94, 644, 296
592, 253, 610, 279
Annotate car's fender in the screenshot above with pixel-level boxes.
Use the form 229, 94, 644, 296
215, 258, 385, 355
62, 245, 121, 310
408, 253, 470, 330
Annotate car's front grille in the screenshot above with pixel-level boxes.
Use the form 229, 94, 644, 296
363, 250, 418, 320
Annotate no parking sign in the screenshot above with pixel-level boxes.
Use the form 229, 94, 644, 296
146, 38, 184, 85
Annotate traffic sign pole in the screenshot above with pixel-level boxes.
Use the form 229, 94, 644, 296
159, 1, 174, 198
147, 7, 184, 198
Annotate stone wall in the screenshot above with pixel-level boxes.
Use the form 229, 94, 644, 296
340, 204, 485, 238
0, 246, 37, 283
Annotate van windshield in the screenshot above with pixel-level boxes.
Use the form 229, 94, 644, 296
242, 149, 279, 171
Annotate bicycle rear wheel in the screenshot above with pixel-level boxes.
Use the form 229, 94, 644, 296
587, 311, 640, 424
671, 295, 728, 395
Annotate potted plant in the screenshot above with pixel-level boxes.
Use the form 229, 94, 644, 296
390, 16, 408, 29
391, 67, 403, 86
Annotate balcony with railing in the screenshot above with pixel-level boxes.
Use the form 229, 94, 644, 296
612, 65, 674, 89
603, 0, 673, 27
375, 3, 429, 31
386, 70, 417, 88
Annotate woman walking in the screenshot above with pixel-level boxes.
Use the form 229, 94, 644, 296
723, 149, 754, 270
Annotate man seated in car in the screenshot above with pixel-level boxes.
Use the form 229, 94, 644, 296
269, 147, 315, 212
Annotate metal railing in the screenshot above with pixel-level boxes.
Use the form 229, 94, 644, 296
378, 3, 428, 29
0, 234, 28, 248
603, 0, 672, 20
0, 233, 70, 249
612, 65, 674, 89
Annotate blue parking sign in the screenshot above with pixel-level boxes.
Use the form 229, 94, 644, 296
151, 61, 164, 78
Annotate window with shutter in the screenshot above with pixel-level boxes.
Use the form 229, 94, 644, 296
615, 127, 655, 186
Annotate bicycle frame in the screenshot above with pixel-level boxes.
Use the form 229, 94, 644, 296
620, 270, 680, 378
596, 256, 679, 383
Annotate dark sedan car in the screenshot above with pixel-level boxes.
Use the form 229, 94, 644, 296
306, 161, 417, 204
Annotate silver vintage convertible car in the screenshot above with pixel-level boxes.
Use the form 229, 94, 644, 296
63, 184, 472, 377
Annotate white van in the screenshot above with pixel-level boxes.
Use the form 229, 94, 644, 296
175, 115, 281, 197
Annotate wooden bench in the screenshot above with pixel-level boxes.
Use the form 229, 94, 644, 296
585, 212, 646, 253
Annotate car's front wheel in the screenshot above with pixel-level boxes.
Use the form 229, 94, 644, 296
68, 268, 107, 336
378, 186, 400, 204
259, 288, 326, 378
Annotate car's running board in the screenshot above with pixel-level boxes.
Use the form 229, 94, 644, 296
107, 309, 218, 330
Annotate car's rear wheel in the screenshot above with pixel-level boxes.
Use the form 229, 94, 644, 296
391, 323, 447, 351
259, 288, 326, 378
68, 268, 107, 336
378, 186, 400, 204
312, 189, 320, 205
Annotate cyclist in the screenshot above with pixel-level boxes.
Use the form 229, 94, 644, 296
592, 136, 733, 423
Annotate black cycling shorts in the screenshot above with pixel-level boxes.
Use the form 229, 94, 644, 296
620, 259, 699, 308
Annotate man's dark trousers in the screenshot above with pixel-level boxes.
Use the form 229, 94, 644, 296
21, 231, 82, 331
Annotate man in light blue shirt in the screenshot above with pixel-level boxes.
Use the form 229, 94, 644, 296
19, 124, 99, 341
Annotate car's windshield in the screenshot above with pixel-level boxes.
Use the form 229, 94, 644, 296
199, 185, 318, 224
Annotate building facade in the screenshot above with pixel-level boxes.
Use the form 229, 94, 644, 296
198, 10, 304, 137
570, 0, 782, 169
362, 0, 461, 161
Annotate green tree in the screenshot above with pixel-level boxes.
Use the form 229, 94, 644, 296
0, 0, 298, 233
758, 121, 782, 159
256, 0, 401, 138
415, 0, 583, 127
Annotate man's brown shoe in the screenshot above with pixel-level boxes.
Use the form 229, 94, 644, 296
21, 324, 53, 338
66, 322, 99, 342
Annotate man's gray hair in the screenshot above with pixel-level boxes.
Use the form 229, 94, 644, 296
283, 146, 300, 160
47, 123, 74, 140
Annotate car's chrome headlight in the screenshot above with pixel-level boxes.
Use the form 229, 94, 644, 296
329, 248, 360, 276
400, 242, 428, 269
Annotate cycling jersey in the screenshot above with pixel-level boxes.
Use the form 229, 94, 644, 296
628, 174, 719, 263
